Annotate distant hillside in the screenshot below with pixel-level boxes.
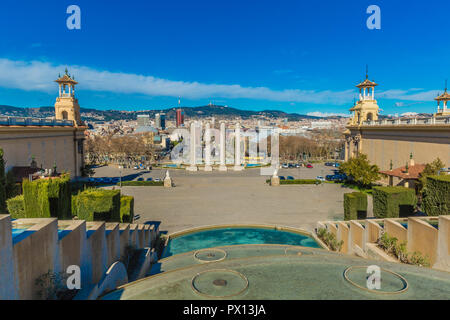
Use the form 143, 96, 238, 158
0, 104, 433, 123
0, 104, 329, 122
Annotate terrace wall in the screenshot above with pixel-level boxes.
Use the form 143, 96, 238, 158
317, 215, 449, 272
0, 215, 159, 300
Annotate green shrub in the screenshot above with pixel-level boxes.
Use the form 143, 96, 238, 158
316, 228, 343, 252
22, 174, 72, 219
6, 195, 25, 218
373, 186, 417, 218
120, 195, 134, 223
119, 180, 164, 186
422, 175, 450, 216
72, 188, 121, 222
280, 179, 321, 185
377, 232, 430, 267
344, 192, 368, 220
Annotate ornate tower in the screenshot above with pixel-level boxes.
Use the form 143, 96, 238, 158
435, 80, 450, 116
348, 67, 380, 125
54, 69, 82, 126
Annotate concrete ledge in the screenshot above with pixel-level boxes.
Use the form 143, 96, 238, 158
407, 218, 438, 265
105, 223, 120, 267
350, 221, 365, 252
435, 215, 450, 271
337, 222, 350, 254
0, 215, 17, 299
385, 219, 407, 243
118, 224, 130, 257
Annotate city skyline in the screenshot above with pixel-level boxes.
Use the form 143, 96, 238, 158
0, 1, 449, 116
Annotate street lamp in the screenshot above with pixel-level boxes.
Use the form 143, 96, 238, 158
118, 165, 123, 188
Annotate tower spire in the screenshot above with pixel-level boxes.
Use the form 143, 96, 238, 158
366, 65, 369, 80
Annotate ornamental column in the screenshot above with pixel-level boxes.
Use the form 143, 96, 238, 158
187, 121, 198, 171
234, 123, 244, 171
219, 121, 227, 171
204, 122, 212, 171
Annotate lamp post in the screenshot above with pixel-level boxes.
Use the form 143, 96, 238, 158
118, 165, 123, 188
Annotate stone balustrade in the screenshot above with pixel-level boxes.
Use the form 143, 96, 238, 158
0, 214, 159, 300
317, 215, 449, 272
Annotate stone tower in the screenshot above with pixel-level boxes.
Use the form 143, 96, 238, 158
348, 67, 380, 125
435, 80, 450, 116
54, 69, 83, 126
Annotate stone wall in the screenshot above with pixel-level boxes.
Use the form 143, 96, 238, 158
318, 215, 449, 272
0, 215, 159, 300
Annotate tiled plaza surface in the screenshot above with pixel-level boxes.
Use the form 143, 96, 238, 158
95, 164, 352, 234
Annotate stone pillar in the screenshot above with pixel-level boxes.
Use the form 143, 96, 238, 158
219, 121, 227, 171
204, 122, 212, 171
234, 123, 244, 171
187, 122, 198, 171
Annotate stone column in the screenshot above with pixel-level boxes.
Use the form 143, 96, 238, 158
204, 122, 212, 171
187, 122, 198, 171
234, 123, 244, 171
219, 121, 227, 171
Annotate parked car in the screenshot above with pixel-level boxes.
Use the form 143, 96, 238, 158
146, 177, 153, 181
279, 176, 286, 180
306, 164, 313, 168
333, 162, 340, 167
316, 176, 325, 182
282, 163, 289, 169
287, 176, 294, 180
288, 163, 294, 168
88, 177, 96, 183
137, 177, 144, 181
326, 174, 346, 182
133, 166, 139, 170
112, 177, 120, 183
295, 164, 301, 168
154, 178, 161, 182
325, 162, 333, 166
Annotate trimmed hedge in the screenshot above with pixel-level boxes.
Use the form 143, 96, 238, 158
373, 186, 417, 218
22, 174, 72, 219
72, 188, 121, 222
280, 179, 321, 185
422, 175, 450, 216
6, 195, 25, 218
119, 181, 164, 186
120, 195, 134, 223
344, 192, 368, 220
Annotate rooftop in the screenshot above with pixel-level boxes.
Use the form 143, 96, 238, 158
380, 163, 426, 180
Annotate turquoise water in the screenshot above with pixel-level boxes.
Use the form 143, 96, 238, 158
163, 227, 320, 258
246, 164, 262, 167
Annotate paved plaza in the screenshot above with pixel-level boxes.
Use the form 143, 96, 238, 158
94, 164, 352, 234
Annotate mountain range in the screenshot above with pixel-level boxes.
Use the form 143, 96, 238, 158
0, 104, 334, 122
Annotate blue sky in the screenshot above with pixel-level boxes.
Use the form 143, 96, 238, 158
0, 0, 449, 116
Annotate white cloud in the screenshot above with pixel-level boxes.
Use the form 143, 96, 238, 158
0, 58, 355, 105
401, 112, 418, 116
307, 111, 350, 118
0, 58, 441, 106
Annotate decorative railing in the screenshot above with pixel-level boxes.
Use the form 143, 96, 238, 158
0, 116, 74, 127
362, 116, 450, 126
